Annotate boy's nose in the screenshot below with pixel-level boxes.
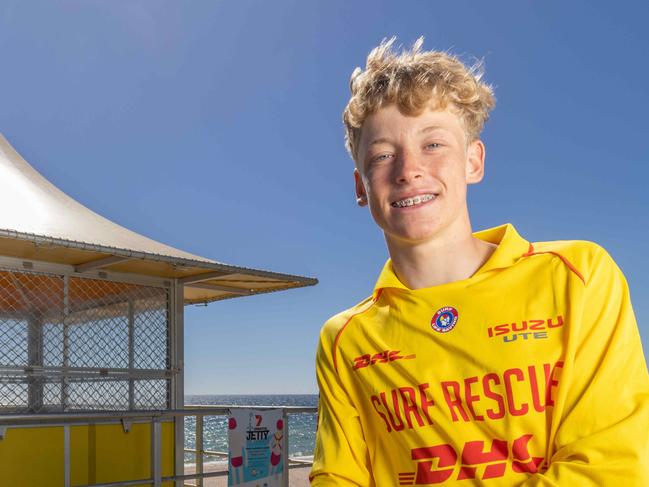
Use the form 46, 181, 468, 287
395, 150, 424, 183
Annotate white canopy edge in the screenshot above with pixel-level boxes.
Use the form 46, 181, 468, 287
0, 134, 221, 263
0, 134, 317, 301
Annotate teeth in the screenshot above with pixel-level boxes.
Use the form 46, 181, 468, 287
392, 194, 435, 208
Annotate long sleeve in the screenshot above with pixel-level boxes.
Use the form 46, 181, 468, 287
309, 322, 374, 486
520, 247, 649, 486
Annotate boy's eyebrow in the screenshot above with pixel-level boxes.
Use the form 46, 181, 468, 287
368, 137, 392, 147
419, 125, 445, 134
368, 125, 447, 146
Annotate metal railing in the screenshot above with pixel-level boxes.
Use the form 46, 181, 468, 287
183, 405, 316, 487
0, 405, 317, 487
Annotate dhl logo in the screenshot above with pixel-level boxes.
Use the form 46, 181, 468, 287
353, 350, 416, 370
399, 434, 543, 484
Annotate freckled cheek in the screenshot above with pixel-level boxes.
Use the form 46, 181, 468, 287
440, 168, 468, 193
365, 179, 391, 204
367, 197, 392, 218
368, 204, 391, 231
363, 190, 385, 216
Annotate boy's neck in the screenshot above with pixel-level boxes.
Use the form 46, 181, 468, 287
386, 220, 497, 290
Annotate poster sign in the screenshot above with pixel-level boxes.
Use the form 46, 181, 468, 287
228, 408, 285, 487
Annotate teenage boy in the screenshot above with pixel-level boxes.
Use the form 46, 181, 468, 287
310, 38, 649, 486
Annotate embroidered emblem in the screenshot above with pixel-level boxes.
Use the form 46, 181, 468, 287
431, 306, 458, 333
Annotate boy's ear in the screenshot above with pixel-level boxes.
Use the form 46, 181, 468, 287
354, 169, 368, 206
466, 139, 486, 184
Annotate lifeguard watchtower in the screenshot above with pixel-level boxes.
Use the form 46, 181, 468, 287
0, 134, 316, 486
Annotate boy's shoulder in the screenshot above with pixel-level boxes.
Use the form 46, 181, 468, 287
532, 238, 603, 259
318, 294, 376, 345
532, 237, 601, 253
529, 238, 619, 284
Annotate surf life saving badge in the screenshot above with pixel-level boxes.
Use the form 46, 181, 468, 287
431, 306, 459, 333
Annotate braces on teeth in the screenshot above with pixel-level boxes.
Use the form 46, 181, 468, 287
392, 194, 435, 208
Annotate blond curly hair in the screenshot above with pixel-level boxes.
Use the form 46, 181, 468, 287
343, 37, 496, 163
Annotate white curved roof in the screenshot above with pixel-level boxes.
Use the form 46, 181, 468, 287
0, 134, 316, 303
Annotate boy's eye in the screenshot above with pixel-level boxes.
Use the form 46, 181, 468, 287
371, 153, 393, 163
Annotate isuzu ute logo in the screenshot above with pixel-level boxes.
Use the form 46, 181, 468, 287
487, 316, 564, 343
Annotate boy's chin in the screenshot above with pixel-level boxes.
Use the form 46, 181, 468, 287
384, 227, 443, 247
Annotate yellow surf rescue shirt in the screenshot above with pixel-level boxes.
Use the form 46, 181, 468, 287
310, 224, 649, 486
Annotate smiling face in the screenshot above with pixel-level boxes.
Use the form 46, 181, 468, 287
355, 103, 485, 247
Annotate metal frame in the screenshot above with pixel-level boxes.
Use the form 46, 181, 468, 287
75, 256, 133, 273
194, 415, 204, 487
63, 275, 70, 410
177, 272, 232, 285
0, 253, 317, 486
128, 299, 135, 410
0, 365, 173, 378
27, 314, 43, 412
0, 255, 172, 290
171, 280, 184, 487
0, 227, 317, 286
0, 260, 173, 415
184, 282, 253, 295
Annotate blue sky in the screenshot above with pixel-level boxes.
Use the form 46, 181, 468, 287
0, 0, 647, 394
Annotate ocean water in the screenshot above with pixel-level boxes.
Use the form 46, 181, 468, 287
184, 394, 318, 463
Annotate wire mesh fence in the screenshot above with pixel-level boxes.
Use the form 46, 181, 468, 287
0, 267, 171, 413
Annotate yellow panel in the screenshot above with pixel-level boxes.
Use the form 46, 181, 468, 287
0, 422, 175, 487
0, 426, 64, 486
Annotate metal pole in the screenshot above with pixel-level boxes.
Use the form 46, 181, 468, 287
62, 275, 69, 411
128, 299, 135, 410
171, 281, 185, 487
196, 415, 203, 487
64, 424, 71, 487
151, 418, 162, 487
27, 315, 43, 412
